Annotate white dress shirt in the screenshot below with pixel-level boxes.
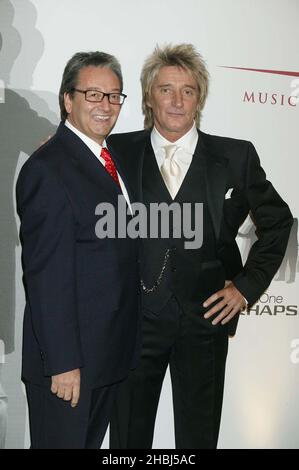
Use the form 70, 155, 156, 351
151, 122, 199, 188
65, 120, 131, 210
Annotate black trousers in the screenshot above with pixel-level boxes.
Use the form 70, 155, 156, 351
110, 296, 229, 449
25, 380, 117, 449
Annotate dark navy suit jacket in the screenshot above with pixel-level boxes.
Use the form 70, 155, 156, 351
17, 123, 140, 389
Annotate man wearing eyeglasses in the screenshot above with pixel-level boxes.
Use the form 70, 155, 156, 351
16, 51, 140, 448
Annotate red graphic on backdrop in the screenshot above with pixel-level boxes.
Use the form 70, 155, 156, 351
219, 66, 299, 107
219, 66, 299, 78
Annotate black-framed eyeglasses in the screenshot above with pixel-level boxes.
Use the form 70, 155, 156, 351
72, 88, 127, 105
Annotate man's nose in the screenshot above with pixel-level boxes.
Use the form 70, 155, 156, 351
98, 94, 111, 111
172, 90, 183, 108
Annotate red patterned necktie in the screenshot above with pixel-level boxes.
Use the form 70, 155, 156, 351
100, 147, 120, 186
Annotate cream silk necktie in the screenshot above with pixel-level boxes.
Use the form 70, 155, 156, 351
160, 144, 182, 199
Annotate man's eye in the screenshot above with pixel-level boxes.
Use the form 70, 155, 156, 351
184, 89, 194, 96
87, 91, 102, 100
161, 88, 171, 94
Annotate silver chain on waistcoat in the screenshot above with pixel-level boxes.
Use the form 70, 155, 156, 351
140, 248, 172, 294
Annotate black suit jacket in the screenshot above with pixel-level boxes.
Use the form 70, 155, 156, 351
17, 123, 140, 388
107, 128, 293, 335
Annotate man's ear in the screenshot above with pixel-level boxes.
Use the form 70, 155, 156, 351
146, 92, 152, 109
195, 103, 201, 119
64, 92, 72, 114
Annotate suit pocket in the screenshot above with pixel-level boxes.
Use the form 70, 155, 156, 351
198, 260, 227, 325
201, 260, 223, 270
200, 259, 226, 298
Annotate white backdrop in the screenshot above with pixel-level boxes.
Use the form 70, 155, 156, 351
0, 0, 298, 449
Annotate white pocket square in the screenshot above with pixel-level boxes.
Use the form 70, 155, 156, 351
225, 188, 234, 199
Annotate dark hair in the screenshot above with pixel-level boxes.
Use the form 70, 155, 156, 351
59, 51, 123, 121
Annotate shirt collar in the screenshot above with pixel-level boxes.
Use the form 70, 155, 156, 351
151, 122, 198, 155
65, 119, 107, 158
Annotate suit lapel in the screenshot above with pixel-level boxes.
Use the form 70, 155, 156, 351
56, 122, 122, 197
198, 131, 229, 240
109, 131, 149, 204
108, 144, 140, 204
142, 138, 173, 203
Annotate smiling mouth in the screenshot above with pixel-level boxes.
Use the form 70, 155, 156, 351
92, 115, 110, 121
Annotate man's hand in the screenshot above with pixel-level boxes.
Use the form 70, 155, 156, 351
51, 368, 81, 408
203, 281, 246, 326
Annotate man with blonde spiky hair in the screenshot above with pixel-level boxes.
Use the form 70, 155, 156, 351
108, 43, 292, 449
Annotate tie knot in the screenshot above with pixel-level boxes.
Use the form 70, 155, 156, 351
163, 145, 177, 161
100, 147, 112, 162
